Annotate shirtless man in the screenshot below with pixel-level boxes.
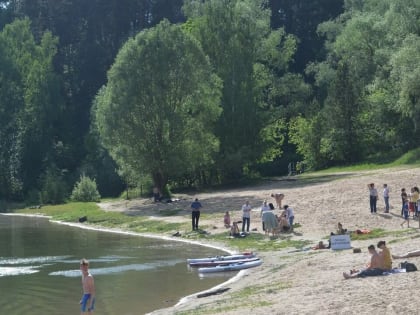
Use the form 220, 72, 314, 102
343, 245, 384, 279
271, 193, 284, 209
80, 258, 95, 314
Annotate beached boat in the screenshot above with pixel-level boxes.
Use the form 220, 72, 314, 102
187, 252, 255, 264
198, 258, 262, 273
189, 256, 260, 267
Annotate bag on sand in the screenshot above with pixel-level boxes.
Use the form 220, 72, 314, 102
400, 261, 418, 272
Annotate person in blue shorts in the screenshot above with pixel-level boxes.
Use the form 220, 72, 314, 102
80, 258, 95, 314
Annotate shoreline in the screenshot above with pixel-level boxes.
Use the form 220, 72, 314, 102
1, 212, 243, 313
8, 166, 420, 314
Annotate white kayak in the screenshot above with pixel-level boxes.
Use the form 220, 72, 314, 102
187, 252, 255, 264
189, 256, 260, 267
198, 258, 262, 273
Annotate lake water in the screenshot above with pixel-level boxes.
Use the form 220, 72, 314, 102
0, 215, 232, 315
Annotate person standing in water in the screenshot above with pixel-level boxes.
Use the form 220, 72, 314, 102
80, 258, 95, 314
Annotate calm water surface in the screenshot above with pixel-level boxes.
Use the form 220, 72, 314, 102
0, 215, 232, 315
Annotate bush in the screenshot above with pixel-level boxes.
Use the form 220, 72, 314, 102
71, 175, 101, 202
40, 167, 68, 204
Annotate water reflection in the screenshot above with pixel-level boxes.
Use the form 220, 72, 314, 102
0, 215, 229, 315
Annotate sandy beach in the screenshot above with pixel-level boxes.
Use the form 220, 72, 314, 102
99, 166, 420, 315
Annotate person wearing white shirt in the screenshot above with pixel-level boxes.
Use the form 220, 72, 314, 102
283, 205, 295, 231
241, 200, 252, 232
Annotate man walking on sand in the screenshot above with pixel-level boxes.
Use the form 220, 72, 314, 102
80, 258, 95, 314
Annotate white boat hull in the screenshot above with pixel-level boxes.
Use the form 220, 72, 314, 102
198, 259, 262, 273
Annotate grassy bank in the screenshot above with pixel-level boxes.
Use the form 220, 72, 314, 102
15, 199, 418, 254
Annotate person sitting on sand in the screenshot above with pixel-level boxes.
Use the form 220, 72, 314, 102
377, 240, 392, 270
277, 210, 290, 232
271, 193, 284, 209
331, 222, 347, 235
224, 211, 231, 228
343, 244, 385, 279
230, 222, 240, 237
283, 205, 295, 232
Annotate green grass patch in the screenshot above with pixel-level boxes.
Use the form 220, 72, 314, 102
175, 283, 275, 315
15, 202, 186, 234
349, 228, 412, 241
207, 231, 311, 252
321, 228, 418, 244
309, 148, 420, 175
158, 208, 183, 216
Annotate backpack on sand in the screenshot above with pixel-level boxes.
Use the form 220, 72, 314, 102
400, 261, 418, 272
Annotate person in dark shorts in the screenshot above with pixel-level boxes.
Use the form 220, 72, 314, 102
343, 245, 384, 279
190, 198, 202, 230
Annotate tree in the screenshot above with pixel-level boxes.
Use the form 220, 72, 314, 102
94, 20, 222, 194
183, 0, 298, 180
269, 0, 344, 73
390, 35, 420, 132
0, 18, 61, 200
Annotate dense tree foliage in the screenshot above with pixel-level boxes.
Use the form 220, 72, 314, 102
183, 0, 301, 181
0, 18, 61, 200
290, 0, 420, 168
0, 0, 419, 203
94, 20, 222, 194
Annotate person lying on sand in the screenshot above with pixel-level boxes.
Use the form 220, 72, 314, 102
312, 240, 330, 250
392, 250, 420, 259
343, 244, 385, 279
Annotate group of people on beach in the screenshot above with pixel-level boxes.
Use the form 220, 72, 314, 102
219, 193, 294, 237
368, 183, 420, 228
400, 186, 420, 228
368, 183, 389, 213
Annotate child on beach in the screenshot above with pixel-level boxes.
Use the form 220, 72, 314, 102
401, 188, 407, 216
224, 211, 231, 228
401, 198, 409, 228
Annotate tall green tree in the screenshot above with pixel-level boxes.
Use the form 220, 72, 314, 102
183, 0, 297, 180
0, 18, 61, 199
94, 20, 222, 193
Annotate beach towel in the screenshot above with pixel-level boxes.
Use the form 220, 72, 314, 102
382, 268, 406, 275
355, 229, 371, 234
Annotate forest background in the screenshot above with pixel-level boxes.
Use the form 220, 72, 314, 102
0, 0, 419, 206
